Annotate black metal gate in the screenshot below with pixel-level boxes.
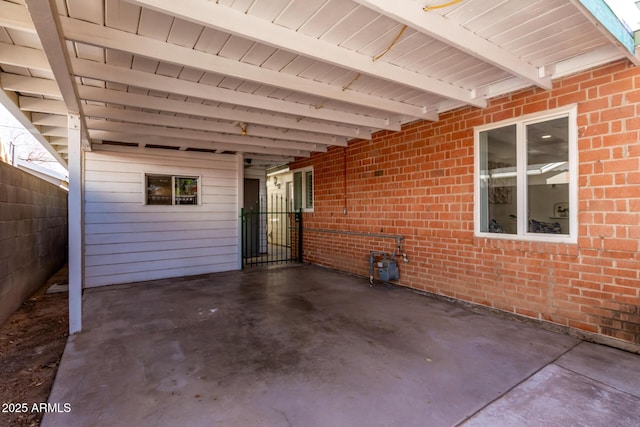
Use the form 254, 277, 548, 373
241, 195, 302, 267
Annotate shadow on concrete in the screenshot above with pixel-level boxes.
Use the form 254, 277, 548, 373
43, 265, 640, 427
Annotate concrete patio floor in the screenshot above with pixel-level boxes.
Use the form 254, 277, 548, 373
43, 265, 640, 427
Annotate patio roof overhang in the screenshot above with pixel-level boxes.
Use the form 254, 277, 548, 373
0, 0, 637, 168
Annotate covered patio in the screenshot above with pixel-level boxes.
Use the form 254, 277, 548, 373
43, 265, 640, 427
0, 0, 638, 349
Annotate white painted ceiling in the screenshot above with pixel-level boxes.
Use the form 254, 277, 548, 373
0, 0, 636, 167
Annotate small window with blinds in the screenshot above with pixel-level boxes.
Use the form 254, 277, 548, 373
292, 167, 313, 211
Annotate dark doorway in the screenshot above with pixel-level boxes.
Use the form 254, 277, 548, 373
243, 178, 260, 258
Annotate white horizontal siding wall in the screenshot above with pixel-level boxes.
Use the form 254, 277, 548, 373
84, 146, 240, 287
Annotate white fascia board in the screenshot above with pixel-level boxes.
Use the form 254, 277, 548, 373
15, 158, 68, 184
552, 45, 625, 78
475, 46, 627, 104
572, 0, 640, 65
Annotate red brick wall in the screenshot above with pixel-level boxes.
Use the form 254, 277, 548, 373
291, 60, 640, 348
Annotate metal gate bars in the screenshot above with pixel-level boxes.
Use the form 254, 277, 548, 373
241, 195, 302, 267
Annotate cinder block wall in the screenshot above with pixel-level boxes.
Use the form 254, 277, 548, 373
0, 161, 68, 325
292, 60, 640, 349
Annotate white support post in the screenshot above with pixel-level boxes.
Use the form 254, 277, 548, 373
68, 114, 83, 334
237, 153, 244, 270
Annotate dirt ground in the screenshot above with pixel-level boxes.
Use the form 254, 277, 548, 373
0, 266, 69, 427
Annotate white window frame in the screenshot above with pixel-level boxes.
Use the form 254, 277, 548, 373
292, 166, 314, 212
474, 104, 578, 243
144, 173, 201, 206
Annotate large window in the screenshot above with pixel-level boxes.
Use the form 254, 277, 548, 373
293, 167, 313, 211
475, 106, 577, 242
146, 174, 199, 205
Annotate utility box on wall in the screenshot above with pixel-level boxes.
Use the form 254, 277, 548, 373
377, 259, 399, 281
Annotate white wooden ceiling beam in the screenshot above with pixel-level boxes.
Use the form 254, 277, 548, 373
88, 130, 311, 158
23, 1, 76, 112
53, 146, 68, 154
463, 45, 628, 110
0, 42, 51, 71
41, 126, 67, 137
71, 58, 396, 130
1, 73, 62, 99
19, 95, 67, 115
551, 45, 624, 79
24, 0, 91, 148
31, 112, 67, 126
240, 154, 296, 163
82, 105, 347, 146
126, 0, 471, 111
85, 119, 326, 153
78, 86, 371, 140
0, 87, 67, 166
352, 0, 553, 90
0, 0, 36, 34
59, 16, 425, 122
49, 137, 68, 146
0, 2, 67, 167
